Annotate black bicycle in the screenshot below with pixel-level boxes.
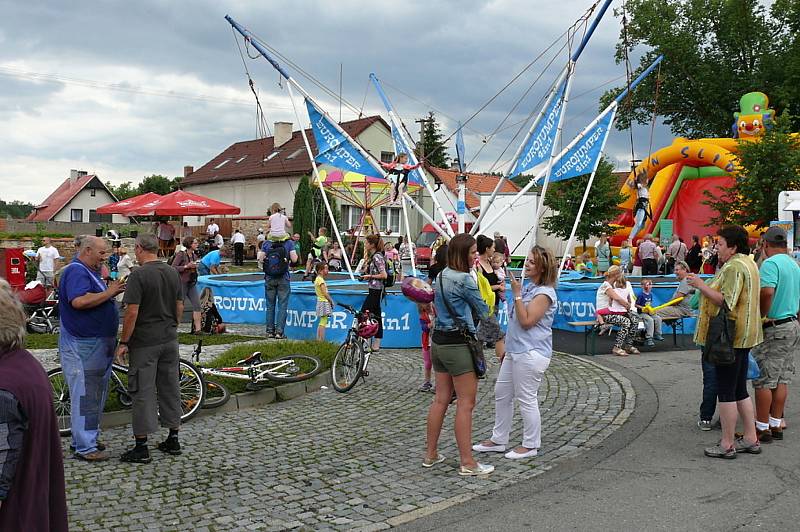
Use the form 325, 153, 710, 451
47, 358, 206, 437
330, 304, 377, 393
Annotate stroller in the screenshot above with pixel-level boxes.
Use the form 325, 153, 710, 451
20, 281, 59, 334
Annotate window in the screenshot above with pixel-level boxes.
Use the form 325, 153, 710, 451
70, 209, 83, 222
381, 151, 395, 163
236, 155, 248, 163
90, 188, 96, 197
263, 151, 281, 162
286, 148, 305, 160
341, 205, 364, 230
214, 158, 231, 169
89, 210, 112, 223
380, 207, 402, 233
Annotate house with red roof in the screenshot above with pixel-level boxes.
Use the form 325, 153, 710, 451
27, 170, 129, 224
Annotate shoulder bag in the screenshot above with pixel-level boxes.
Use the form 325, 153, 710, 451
702, 303, 736, 365
437, 276, 487, 378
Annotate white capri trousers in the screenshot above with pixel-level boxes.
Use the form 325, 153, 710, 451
491, 348, 551, 449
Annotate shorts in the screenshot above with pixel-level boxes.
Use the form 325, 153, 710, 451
183, 282, 200, 310
751, 320, 800, 388
316, 300, 332, 327
476, 315, 505, 344
431, 342, 474, 376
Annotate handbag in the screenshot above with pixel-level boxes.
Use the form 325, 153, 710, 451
746, 352, 761, 380
437, 276, 487, 378
702, 303, 736, 365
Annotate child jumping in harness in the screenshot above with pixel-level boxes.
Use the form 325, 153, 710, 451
380, 153, 421, 204
628, 172, 652, 243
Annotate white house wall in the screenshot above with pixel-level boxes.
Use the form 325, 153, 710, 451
184, 177, 302, 219
52, 187, 129, 224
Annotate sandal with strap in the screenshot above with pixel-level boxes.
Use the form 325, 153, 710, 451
612, 347, 628, 357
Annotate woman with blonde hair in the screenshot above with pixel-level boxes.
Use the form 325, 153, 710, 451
473, 245, 558, 459
598, 265, 640, 356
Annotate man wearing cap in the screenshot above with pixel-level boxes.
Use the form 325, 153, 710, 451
751, 226, 800, 442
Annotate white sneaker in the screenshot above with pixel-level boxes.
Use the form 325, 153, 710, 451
472, 442, 506, 452
504, 448, 538, 459
458, 463, 495, 476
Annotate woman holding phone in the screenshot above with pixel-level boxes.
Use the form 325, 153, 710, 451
473, 245, 558, 459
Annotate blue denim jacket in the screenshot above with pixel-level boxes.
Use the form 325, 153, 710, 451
433, 267, 489, 334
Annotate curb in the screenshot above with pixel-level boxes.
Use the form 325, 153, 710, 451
99, 370, 332, 430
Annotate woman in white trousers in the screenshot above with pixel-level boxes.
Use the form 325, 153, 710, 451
473, 245, 558, 459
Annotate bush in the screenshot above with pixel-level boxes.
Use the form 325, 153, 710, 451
203, 340, 338, 394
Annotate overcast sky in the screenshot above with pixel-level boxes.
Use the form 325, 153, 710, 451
1, 0, 673, 205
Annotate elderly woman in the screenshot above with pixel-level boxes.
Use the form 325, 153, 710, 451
473, 245, 558, 459
596, 266, 640, 356
0, 279, 68, 531
688, 225, 763, 458
425, 233, 492, 476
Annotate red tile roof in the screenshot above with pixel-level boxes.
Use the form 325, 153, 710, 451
425, 166, 521, 211
181, 115, 390, 186
27, 174, 113, 222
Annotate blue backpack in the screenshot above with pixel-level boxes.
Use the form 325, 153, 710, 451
263, 241, 289, 278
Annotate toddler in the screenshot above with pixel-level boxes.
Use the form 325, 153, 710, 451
268, 202, 291, 241
418, 302, 435, 393
314, 262, 334, 341
491, 252, 506, 302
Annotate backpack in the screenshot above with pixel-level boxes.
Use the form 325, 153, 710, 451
382, 253, 396, 288
263, 241, 289, 278
167, 251, 182, 267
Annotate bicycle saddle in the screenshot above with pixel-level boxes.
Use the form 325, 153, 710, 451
238, 352, 263, 366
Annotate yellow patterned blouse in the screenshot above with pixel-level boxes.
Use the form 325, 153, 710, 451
693, 253, 763, 349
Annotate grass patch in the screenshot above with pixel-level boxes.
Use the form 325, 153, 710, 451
28, 332, 260, 351
0, 231, 73, 239
201, 340, 339, 394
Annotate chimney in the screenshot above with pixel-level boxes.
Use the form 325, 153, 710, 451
184, 165, 194, 178
274, 122, 293, 148
69, 169, 79, 185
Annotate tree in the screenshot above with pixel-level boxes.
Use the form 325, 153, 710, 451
0, 199, 34, 219
703, 116, 800, 227
417, 111, 450, 168
137, 174, 181, 196
600, 0, 800, 137
541, 157, 627, 247
310, 184, 340, 237
292, 175, 315, 261
106, 181, 138, 200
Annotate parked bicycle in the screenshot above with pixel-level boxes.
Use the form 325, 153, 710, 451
189, 339, 322, 409
47, 358, 205, 437
330, 304, 380, 393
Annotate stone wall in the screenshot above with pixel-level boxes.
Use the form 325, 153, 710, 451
1, 219, 140, 237
232, 217, 270, 243
0, 236, 137, 263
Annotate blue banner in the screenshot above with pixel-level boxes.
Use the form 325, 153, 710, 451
456, 122, 466, 173
549, 107, 615, 183
509, 77, 567, 178
305, 99, 380, 177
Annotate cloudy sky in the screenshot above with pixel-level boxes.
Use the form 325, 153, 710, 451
1, 0, 672, 205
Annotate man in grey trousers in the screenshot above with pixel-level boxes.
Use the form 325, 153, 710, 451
116, 234, 184, 463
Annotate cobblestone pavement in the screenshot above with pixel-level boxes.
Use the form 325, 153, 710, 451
57, 350, 632, 531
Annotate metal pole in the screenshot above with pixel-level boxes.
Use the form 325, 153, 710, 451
399, 196, 417, 275
557, 108, 618, 278
403, 193, 450, 239
456, 173, 467, 233
370, 74, 453, 235
285, 82, 355, 280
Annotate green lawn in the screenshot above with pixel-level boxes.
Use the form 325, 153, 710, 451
27, 332, 262, 350
200, 340, 339, 394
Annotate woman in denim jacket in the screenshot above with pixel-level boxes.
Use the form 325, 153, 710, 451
424, 234, 492, 476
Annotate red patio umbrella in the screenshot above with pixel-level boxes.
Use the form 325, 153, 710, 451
123, 189, 240, 216
96, 192, 162, 214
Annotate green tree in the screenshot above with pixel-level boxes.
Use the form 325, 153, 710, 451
105, 181, 138, 200
310, 184, 340, 237
601, 0, 800, 137
541, 157, 627, 247
0, 199, 34, 219
292, 175, 315, 261
703, 116, 800, 227
417, 111, 450, 168
137, 174, 181, 195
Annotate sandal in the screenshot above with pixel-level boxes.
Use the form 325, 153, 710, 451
625, 345, 641, 355
612, 347, 628, 357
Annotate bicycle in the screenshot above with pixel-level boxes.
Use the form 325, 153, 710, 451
330, 304, 379, 393
47, 357, 206, 437
189, 339, 322, 408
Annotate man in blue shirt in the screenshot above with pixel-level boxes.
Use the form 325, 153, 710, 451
262, 238, 298, 339
752, 226, 800, 442
58, 235, 125, 461
198, 247, 227, 276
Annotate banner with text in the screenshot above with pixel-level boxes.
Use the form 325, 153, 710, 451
549, 106, 616, 183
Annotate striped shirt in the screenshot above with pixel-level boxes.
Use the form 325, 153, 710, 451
694, 253, 763, 349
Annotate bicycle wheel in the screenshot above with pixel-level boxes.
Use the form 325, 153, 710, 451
47, 368, 72, 437
178, 359, 205, 422
331, 341, 365, 393
201, 380, 231, 410
263, 355, 322, 383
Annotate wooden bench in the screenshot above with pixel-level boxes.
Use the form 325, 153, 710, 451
568, 316, 691, 356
